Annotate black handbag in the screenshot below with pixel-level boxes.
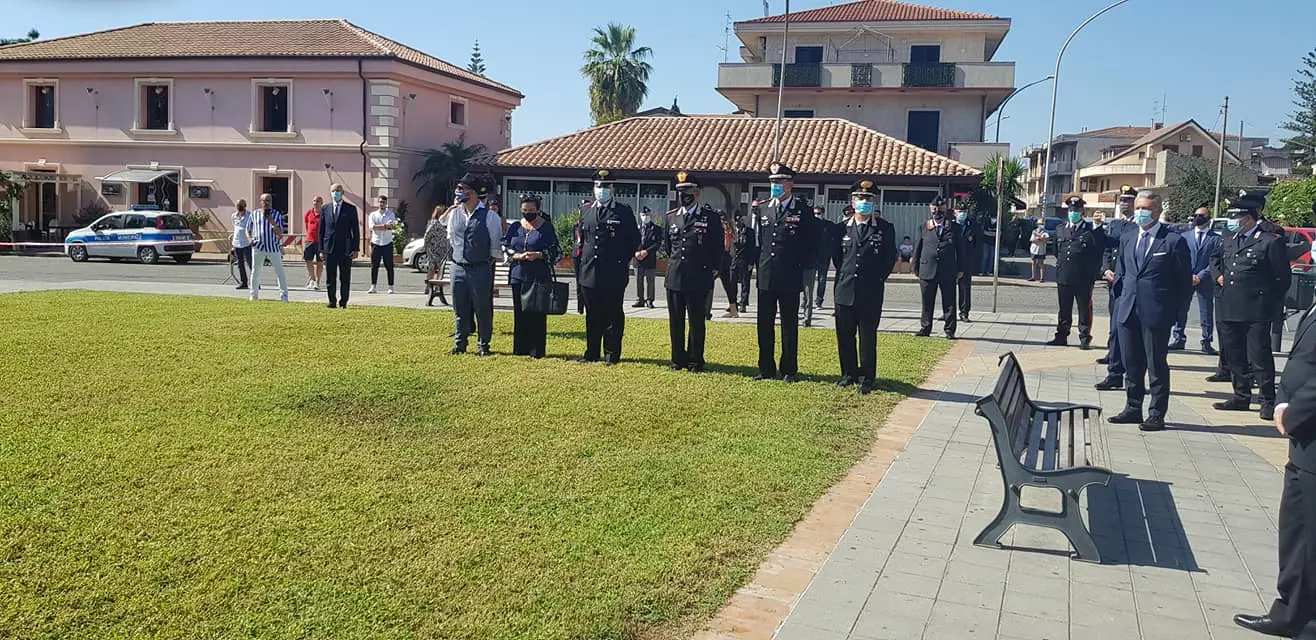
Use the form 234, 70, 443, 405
520, 275, 569, 315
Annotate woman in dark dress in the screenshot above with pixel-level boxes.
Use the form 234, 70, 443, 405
502, 196, 561, 358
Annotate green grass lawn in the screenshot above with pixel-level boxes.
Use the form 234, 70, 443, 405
0, 291, 949, 640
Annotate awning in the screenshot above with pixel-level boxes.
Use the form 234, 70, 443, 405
97, 168, 176, 183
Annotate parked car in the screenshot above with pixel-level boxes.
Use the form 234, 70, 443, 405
65, 211, 199, 264
1283, 227, 1316, 272
402, 237, 429, 272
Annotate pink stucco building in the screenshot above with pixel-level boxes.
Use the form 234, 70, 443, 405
0, 19, 521, 246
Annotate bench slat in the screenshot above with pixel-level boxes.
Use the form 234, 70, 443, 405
1040, 411, 1060, 471
1022, 411, 1045, 470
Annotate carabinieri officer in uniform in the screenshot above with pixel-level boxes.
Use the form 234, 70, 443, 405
1047, 195, 1104, 350
1211, 189, 1291, 421
577, 169, 640, 365
833, 179, 897, 395
754, 162, 816, 382
662, 171, 725, 372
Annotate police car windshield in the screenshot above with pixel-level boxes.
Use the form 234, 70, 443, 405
155, 214, 188, 230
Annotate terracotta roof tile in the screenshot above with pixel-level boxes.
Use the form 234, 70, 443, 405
493, 116, 979, 178
1078, 126, 1153, 138
744, 0, 998, 24
0, 20, 520, 97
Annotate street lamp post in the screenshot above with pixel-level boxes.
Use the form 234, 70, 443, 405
1040, 0, 1132, 216
995, 75, 1055, 144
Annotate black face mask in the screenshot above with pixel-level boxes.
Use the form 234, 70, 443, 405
679, 193, 696, 207
932, 211, 944, 221
1193, 214, 1209, 227
523, 211, 539, 221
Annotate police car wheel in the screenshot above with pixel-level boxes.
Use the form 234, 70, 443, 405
68, 243, 88, 262
137, 246, 159, 265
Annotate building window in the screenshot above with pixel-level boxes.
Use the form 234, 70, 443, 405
1162, 144, 1179, 153
250, 79, 295, 136
260, 85, 289, 132
906, 110, 940, 153
22, 79, 59, 130
450, 99, 467, 127
132, 78, 175, 133
783, 109, 814, 118
1192, 145, 1204, 157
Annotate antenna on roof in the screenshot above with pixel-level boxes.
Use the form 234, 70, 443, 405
718, 12, 733, 62
763, 0, 769, 17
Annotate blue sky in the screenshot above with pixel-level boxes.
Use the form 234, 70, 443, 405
10, 0, 1312, 152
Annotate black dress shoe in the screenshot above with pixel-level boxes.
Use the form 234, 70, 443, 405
236, 284, 249, 290
1233, 613, 1302, 637
1206, 372, 1232, 383
327, 302, 337, 309
945, 332, 956, 340
689, 363, 706, 373
802, 320, 812, 328
646, 301, 655, 309
858, 380, 873, 395
1167, 342, 1186, 351
1108, 410, 1144, 424
477, 347, 492, 357
1260, 403, 1276, 421
632, 300, 645, 308
1079, 340, 1092, 351
753, 372, 775, 381
914, 329, 932, 337
1202, 344, 1219, 356
1139, 415, 1166, 432
959, 313, 970, 322
1094, 377, 1124, 391
450, 347, 467, 355
670, 362, 686, 371
339, 303, 348, 309
1044, 336, 1068, 347
780, 373, 798, 383
1096, 357, 1109, 365
1213, 399, 1252, 412
577, 356, 600, 364
836, 376, 857, 388
604, 355, 620, 366
738, 304, 747, 313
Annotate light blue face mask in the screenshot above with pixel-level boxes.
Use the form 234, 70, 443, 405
955, 211, 967, 223
1133, 209, 1154, 227
853, 201, 874, 215
769, 183, 785, 199
331, 191, 343, 203
593, 187, 612, 203
1226, 218, 1241, 233
1068, 211, 1083, 224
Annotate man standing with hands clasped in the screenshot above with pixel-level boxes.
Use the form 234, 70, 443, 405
632, 207, 662, 309
1211, 190, 1290, 421
317, 183, 359, 309
753, 162, 815, 382
1233, 295, 1316, 639
833, 179, 897, 395
577, 169, 640, 365
913, 197, 967, 339
662, 171, 724, 372
1105, 191, 1191, 432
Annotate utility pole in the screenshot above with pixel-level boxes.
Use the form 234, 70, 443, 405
991, 154, 1005, 313
772, 0, 790, 161
1214, 96, 1229, 218
1238, 120, 1245, 158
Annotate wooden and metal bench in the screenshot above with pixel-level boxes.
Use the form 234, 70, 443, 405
425, 261, 514, 307
974, 352, 1113, 563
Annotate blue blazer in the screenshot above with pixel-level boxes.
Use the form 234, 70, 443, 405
1184, 227, 1222, 286
1113, 224, 1193, 328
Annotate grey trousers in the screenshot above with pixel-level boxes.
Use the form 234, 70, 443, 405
635, 264, 657, 302
452, 262, 493, 350
801, 267, 818, 323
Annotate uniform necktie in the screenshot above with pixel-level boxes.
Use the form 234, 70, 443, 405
1136, 231, 1151, 266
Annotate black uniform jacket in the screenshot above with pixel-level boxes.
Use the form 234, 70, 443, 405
1280, 306, 1316, 472
913, 218, 967, 281
1210, 227, 1291, 323
635, 221, 663, 269
833, 216, 898, 311
1055, 220, 1104, 286
755, 196, 816, 293
662, 203, 725, 293
577, 200, 640, 290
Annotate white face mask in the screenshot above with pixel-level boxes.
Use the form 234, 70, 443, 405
593, 186, 612, 203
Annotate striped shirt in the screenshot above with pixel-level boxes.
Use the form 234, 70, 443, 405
249, 209, 285, 253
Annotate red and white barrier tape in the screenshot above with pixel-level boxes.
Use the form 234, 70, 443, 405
0, 238, 231, 248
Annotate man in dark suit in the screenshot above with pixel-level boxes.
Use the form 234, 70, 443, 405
953, 201, 981, 322
833, 179, 897, 395
317, 182, 360, 309
1095, 187, 1139, 390
1171, 205, 1223, 353
913, 197, 967, 339
1234, 298, 1316, 639
662, 171, 724, 372
1211, 191, 1291, 421
1047, 195, 1103, 350
753, 162, 815, 382
632, 206, 663, 309
730, 210, 757, 314
1106, 191, 1192, 432
577, 169, 640, 365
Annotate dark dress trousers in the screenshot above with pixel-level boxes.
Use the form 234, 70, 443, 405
1172, 227, 1222, 348
1101, 218, 1135, 379
1267, 305, 1316, 635
1112, 224, 1192, 419
633, 220, 663, 303
834, 216, 898, 382
1211, 226, 1291, 406
913, 218, 967, 335
318, 200, 360, 307
957, 218, 982, 316
577, 200, 640, 362
755, 196, 815, 378
731, 221, 758, 308
663, 203, 725, 368
1053, 220, 1103, 343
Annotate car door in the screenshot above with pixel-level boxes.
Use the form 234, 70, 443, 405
86, 214, 123, 257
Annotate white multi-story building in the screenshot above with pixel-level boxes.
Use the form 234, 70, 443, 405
716, 0, 1015, 166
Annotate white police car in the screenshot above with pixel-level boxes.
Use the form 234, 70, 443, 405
402, 237, 428, 272
65, 209, 200, 264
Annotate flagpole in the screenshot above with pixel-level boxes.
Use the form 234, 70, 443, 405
772, 0, 790, 160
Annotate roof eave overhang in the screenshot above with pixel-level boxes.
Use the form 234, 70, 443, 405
733, 18, 1011, 34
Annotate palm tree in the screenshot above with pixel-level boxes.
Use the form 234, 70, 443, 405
412, 134, 489, 211
580, 24, 653, 125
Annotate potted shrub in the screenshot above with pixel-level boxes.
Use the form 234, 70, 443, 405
391, 200, 410, 264
553, 210, 580, 271
183, 211, 210, 236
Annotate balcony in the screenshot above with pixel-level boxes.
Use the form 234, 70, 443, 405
717, 61, 1015, 92
1078, 163, 1145, 178
1047, 159, 1075, 175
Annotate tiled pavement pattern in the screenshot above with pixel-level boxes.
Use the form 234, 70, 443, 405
775, 316, 1295, 640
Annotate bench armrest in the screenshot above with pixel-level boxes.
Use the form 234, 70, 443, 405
1031, 401, 1102, 415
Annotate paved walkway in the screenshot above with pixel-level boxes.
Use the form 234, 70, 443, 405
769, 314, 1292, 640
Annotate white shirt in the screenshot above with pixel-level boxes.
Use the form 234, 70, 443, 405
369, 209, 397, 246
446, 203, 503, 264
231, 210, 252, 249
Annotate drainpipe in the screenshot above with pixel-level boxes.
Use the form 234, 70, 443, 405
359, 58, 369, 254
